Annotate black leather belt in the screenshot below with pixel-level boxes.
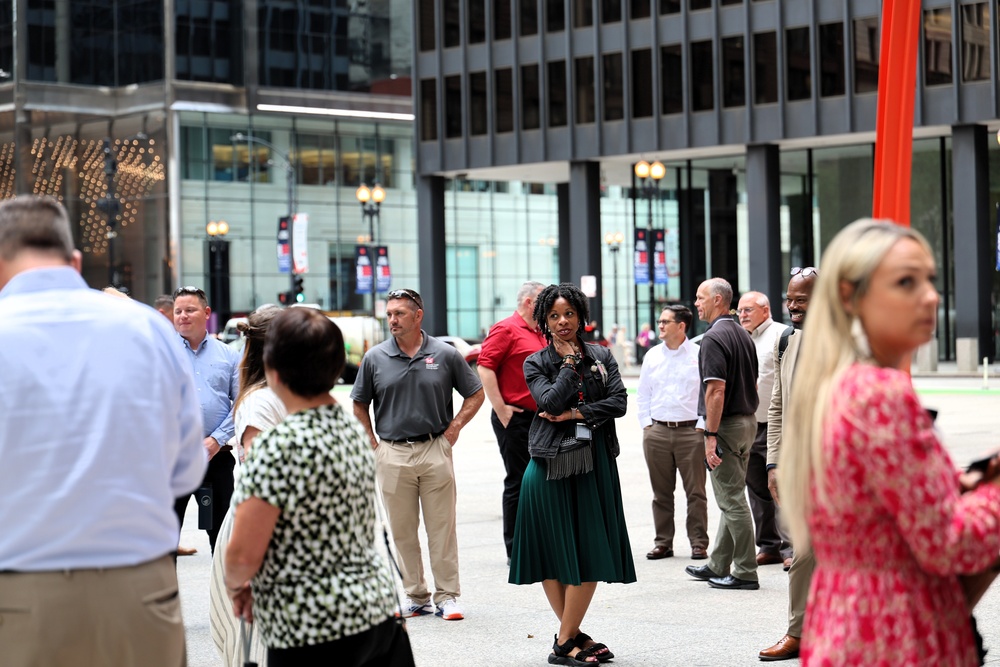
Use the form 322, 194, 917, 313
652, 419, 698, 428
386, 430, 446, 444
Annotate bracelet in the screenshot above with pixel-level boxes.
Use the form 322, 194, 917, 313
703, 430, 719, 437
562, 355, 579, 366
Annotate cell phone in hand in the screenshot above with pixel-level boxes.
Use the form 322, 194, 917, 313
704, 443, 723, 472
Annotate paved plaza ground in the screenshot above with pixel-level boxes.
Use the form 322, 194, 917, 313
177, 371, 1000, 666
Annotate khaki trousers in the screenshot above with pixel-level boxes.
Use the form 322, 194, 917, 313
642, 423, 708, 550
787, 545, 816, 636
376, 434, 460, 605
706, 414, 759, 581
0, 554, 185, 667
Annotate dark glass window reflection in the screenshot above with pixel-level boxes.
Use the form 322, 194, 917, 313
721, 36, 745, 108
522, 64, 541, 130
469, 0, 486, 43
853, 17, 879, 94
632, 49, 653, 118
521, 0, 538, 35
0, 3, 11, 82
961, 4, 989, 82
660, 0, 680, 14
690, 0, 710, 10
924, 8, 953, 86
445, 75, 462, 138
690, 40, 714, 111
819, 23, 845, 97
258, 0, 411, 94
575, 57, 596, 123
495, 0, 512, 39
574, 0, 593, 27
547, 0, 565, 31
754, 31, 778, 104
786, 27, 812, 101
602, 0, 622, 23
419, 0, 436, 51
470, 72, 488, 134
631, 0, 651, 19
603, 53, 624, 120
661, 44, 683, 114
444, 0, 461, 48
496, 69, 514, 132
176, 0, 243, 84
421, 79, 438, 141
548, 60, 568, 126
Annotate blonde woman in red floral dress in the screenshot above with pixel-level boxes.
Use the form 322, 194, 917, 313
779, 219, 1000, 667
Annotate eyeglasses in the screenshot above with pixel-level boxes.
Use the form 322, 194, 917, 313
736, 307, 756, 315
387, 288, 424, 310
173, 286, 206, 300
657, 319, 676, 326
790, 267, 818, 278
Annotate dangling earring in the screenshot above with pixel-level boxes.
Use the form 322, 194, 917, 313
851, 317, 871, 360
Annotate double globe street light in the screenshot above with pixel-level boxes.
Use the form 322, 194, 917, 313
634, 159, 666, 331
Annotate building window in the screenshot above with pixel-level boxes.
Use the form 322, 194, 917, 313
924, 8, 953, 86
574, 0, 593, 27
819, 22, 845, 97
786, 27, 812, 101
690, 40, 714, 111
961, 3, 989, 82
522, 64, 541, 129
547, 0, 565, 31
470, 72, 488, 134
575, 56, 596, 123
721, 36, 745, 108
549, 60, 568, 126
445, 75, 463, 138
521, 0, 538, 35
469, 0, 487, 43
754, 31, 778, 104
444, 0, 461, 47
602, 0, 622, 23
720, 0, 741, 4
419, 0, 436, 51
495, 0, 512, 39
496, 69, 514, 132
174, 1, 243, 84
853, 17, 879, 94
632, 0, 651, 19
632, 49, 653, 117
603, 52, 624, 120
661, 44, 683, 114
660, 0, 680, 13
690, 0, 710, 10
420, 79, 438, 141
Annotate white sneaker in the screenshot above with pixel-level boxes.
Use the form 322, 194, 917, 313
395, 597, 434, 618
435, 597, 464, 620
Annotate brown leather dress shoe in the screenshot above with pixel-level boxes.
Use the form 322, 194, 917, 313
783, 557, 793, 571
691, 546, 708, 560
756, 552, 783, 566
646, 545, 673, 560
177, 546, 198, 556
759, 634, 800, 661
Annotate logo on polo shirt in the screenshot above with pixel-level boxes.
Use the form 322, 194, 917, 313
425, 356, 439, 370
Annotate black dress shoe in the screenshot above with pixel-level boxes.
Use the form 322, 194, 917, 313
646, 545, 673, 560
684, 564, 722, 581
707, 574, 760, 590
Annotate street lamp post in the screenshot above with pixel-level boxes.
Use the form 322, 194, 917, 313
231, 133, 297, 300
355, 183, 386, 320
634, 160, 666, 331
206, 220, 231, 325
98, 132, 148, 287
604, 231, 624, 329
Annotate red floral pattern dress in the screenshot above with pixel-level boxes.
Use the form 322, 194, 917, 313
802, 364, 1000, 667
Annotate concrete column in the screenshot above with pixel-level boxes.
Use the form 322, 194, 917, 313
417, 174, 447, 336
951, 124, 993, 366
746, 144, 783, 311
563, 161, 603, 327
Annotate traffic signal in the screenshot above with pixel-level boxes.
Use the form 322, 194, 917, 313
278, 291, 290, 305
294, 276, 305, 303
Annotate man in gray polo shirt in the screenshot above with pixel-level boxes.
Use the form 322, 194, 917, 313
352, 288, 484, 622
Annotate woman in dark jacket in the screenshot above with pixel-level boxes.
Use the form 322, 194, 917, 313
509, 283, 635, 666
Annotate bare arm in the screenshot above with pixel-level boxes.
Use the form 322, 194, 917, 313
478, 365, 521, 428
444, 388, 486, 446
704, 380, 725, 470
352, 401, 379, 450
224, 497, 280, 620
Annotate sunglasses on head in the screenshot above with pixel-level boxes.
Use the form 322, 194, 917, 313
790, 267, 818, 278
173, 286, 206, 299
387, 288, 424, 310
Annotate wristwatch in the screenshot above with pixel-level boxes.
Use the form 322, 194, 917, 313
703, 430, 719, 438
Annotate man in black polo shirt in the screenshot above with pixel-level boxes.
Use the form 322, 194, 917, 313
351, 288, 484, 622
684, 277, 760, 590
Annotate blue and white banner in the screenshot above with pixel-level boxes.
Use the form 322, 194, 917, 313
375, 246, 392, 292
277, 216, 291, 273
634, 228, 649, 285
355, 245, 373, 294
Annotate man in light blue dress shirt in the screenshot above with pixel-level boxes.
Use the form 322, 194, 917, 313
172, 285, 241, 554
0, 196, 206, 666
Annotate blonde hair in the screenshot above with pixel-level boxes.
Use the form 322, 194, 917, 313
779, 219, 934, 551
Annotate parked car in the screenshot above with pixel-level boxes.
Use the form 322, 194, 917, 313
438, 335, 481, 366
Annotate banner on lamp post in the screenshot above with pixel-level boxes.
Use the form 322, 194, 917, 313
375, 246, 392, 292
355, 245, 373, 294
652, 229, 668, 285
634, 228, 649, 285
277, 216, 291, 274
292, 213, 309, 274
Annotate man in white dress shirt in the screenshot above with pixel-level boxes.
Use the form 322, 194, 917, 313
637, 304, 709, 560
0, 196, 206, 667
737, 291, 791, 568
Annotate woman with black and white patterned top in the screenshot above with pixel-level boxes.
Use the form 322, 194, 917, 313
224, 308, 410, 666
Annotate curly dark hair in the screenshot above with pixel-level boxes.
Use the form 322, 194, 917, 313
533, 283, 591, 343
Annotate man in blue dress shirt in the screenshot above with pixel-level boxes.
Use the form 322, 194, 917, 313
172, 285, 240, 553
0, 196, 206, 666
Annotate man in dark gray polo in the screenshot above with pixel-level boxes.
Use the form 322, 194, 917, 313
351, 288, 484, 622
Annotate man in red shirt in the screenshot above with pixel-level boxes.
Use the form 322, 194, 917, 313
478, 281, 546, 563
